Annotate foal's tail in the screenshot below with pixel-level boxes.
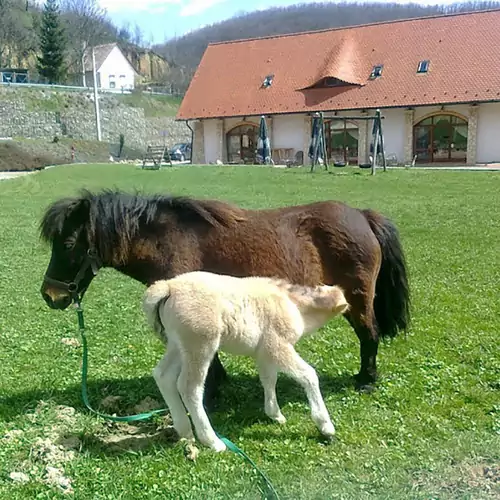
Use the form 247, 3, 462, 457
362, 209, 411, 339
142, 280, 172, 336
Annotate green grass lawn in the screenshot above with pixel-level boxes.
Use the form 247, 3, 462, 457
1, 164, 499, 499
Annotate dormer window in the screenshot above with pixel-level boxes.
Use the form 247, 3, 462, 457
369, 64, 383, 80
304, 76, 357, 90
417, 60, 430, 73
324, 77, 344, 87
262, 74, 274, 88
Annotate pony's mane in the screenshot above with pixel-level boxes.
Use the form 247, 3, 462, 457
40, 189, 245, 260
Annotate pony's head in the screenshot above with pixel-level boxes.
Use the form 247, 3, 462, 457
39, 194, 97, 309
39, 188, 245, 310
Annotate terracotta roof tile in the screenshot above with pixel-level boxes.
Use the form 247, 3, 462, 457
177, 9, 500, 120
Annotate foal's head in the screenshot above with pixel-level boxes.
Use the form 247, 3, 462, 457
39, 194, 96, 309
274, 280, 349, 316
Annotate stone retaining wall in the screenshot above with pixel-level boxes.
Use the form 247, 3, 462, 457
0, 88, 189, 150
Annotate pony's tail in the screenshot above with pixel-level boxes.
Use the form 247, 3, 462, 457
142, 280, 172, 336
362, 209, 411, 339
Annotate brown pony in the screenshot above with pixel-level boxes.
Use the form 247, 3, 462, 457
39, 189, 410, 401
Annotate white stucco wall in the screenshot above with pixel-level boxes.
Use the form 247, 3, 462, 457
272, 114, 304, 150
379, 108, 405, 162
203, 119, 218, 163
224, 117, 260, 131
477, 103, 500, 163
413, 104, 470, 122
201, 102, 500, 164
98, 46, 136, 90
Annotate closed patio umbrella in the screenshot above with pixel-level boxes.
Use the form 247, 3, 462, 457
309, 112, 327, 171
256, 115, 271, 164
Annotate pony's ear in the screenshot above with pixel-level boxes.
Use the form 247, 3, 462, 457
67, 198, 90, 226
40, 197, 91, 242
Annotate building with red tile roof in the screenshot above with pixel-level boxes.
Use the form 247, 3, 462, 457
177, 9, 500, 166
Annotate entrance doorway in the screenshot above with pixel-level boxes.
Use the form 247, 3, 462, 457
226, 124, 258, 164
413, 114, 468, 163
325, 120, 359, 164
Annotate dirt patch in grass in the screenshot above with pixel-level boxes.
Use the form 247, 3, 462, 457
0, 141, 60, 171
5, 402, 79, 495
413, 461, 500, 498
463, 463, 500, 493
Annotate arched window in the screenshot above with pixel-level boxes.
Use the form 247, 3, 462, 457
413, 114, 468, 163
226, 124, 258, 164
325, 120, 359, 164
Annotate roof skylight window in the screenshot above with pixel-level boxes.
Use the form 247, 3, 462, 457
369, 65, 383, 79
417, 60, 430, 73
262, 74, 274, 88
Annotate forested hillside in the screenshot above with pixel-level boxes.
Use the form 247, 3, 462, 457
2, 0, 499, 93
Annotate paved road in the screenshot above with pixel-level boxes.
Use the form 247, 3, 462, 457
0, 171, 36, 181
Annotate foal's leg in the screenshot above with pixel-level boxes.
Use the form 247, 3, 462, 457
344, 289, 379, 392
204, 353, 227, 409
256, 357, 286, 424
270, 343, 335, 438
153, 344, 194, 440
177, 345, 226, 452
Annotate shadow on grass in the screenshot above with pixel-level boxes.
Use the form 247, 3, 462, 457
0, 371, 356, 420
0, 371, 357, 455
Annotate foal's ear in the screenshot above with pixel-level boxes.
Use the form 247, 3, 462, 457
329, 287, 349, 315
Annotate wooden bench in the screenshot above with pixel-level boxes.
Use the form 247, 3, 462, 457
141, 145, 172, 169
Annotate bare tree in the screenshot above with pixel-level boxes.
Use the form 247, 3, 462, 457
133, 23, 144, 47
0, 0, 15, 66
0, 0, 38, 69
118, 22, 132, 43
60, 0, 107, 85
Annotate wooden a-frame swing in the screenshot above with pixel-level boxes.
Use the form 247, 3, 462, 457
310, 109, 386, 175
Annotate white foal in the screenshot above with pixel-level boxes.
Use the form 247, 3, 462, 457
143, 271, 349, 452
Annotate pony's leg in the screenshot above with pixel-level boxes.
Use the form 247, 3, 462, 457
344, 292, 379, 391
153, 345, 194, 440
177, 346, 226, 452
256, 358, 286, 424
270, 343, 335, 438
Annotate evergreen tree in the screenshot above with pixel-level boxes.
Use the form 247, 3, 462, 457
37, 0, 67, 83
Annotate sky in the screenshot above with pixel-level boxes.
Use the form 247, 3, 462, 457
98, 0, 464, 45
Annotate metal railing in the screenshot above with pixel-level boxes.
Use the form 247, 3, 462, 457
0, 80, 183, 97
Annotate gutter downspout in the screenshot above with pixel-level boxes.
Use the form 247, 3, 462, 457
185, 120, 194, 165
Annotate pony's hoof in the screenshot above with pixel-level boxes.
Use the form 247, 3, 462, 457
356, 383, 376, 394
354, 373, 377, 393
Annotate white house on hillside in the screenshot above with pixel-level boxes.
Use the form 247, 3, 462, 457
84, 43, 138, 91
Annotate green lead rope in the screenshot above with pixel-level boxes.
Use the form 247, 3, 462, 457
77, 305, 166, 422
74, 302, 280, 500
